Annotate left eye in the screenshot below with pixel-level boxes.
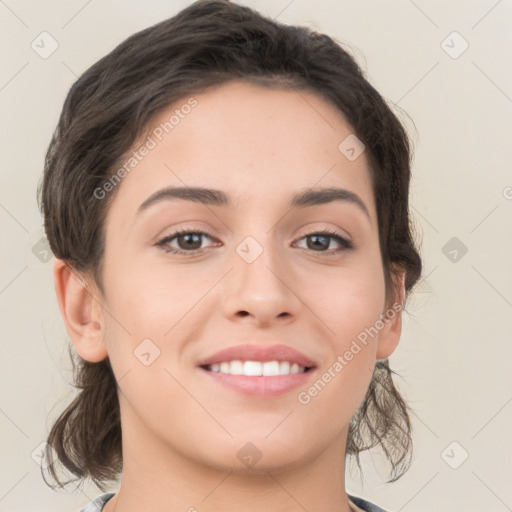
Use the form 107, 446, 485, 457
156, 229, 353, 255
295, 231, 353, 253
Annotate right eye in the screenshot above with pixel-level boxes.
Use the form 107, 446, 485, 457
156, 229, 220, 255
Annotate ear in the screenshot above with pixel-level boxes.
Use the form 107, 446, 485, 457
53, 259, 108, 363
376, 265, 406, 360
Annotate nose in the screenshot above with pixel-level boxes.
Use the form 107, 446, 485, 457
221, 238, 301, 327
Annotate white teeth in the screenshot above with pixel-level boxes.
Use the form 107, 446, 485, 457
262, 361, 280, 376
207, 360, 307, 376
229, 360, 244, 375
280, 361, 290, 374
243, 361, 262, 376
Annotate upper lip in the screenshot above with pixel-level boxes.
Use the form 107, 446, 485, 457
197, 344, 317, 368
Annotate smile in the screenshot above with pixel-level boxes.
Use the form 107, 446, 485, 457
203, 360, 311, 376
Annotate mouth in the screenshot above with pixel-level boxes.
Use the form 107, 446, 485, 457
200, 360, 314, 376
196, 344, 317, 397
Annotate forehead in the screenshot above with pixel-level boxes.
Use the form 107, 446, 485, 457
105, 80, 376, 227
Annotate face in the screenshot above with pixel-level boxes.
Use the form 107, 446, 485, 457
87, 80, 400, 473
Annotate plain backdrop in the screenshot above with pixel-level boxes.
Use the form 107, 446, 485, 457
0, 1, 511, 511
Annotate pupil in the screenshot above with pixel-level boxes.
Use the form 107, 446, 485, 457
308, 235, 328, 251
182, 233, 200, 249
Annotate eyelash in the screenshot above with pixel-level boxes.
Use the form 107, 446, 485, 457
156, 227, 353, 256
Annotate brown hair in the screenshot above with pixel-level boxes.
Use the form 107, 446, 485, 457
38, 0, 422, 491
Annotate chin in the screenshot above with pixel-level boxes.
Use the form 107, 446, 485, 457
195, 434, 313, 474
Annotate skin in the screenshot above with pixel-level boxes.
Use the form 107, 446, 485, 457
53, 80, 404, 512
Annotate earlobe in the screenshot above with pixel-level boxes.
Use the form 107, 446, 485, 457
53, 259, 108, 363
376, 267, 406, 360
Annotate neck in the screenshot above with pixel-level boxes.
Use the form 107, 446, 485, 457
103, 403, 355, 512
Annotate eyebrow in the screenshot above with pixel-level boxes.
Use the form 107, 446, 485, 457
137, 186, 371, 219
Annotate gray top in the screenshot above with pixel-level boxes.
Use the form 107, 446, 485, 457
80, 492, 389, 511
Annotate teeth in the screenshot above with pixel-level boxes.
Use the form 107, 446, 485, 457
207, 360, 306, 376
262, 361, 279, 376
244, 361, 262, 376
229, 360, 243, 374
280, 361, 290, 374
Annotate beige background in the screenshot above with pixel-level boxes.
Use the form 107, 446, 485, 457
1, 1, 511, 511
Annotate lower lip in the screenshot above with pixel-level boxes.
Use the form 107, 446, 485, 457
199, 367, 316, 397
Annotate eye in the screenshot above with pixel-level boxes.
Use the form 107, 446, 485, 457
295, 229, 353, 254
156, 228, 353, 256
156, 228, 219, 254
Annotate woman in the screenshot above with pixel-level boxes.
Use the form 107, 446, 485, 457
38, 1, 422, 511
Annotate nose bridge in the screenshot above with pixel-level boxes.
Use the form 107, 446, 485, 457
221, 229, 299, 323
236, 231, 287, 295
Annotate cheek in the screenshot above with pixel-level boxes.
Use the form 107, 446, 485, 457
310, 259, 386, 340
99, 254, 166, 372
100, 256, 216, 380
102, 251, 186, 331
296, 268, 384, 427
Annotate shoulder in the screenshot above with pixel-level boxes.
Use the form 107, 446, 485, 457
79, 492, 116, 512
348, 493, 390, 512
